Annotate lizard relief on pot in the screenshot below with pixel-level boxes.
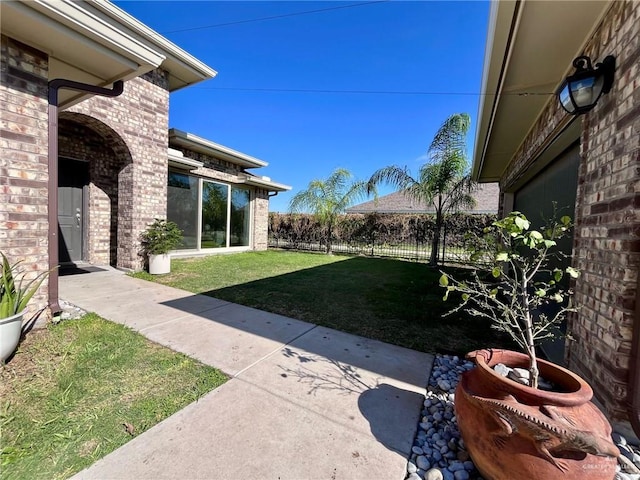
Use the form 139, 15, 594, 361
461, 387, 620, 473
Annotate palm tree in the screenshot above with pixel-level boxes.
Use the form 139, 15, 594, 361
289, 168, 373, 254
368, 113, 476, 266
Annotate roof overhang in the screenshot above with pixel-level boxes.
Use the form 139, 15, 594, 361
1, 0, 217, 107
240, 174, 292, 193
169, 129, 269, 169
168, 147, 204, 170
472, 0, 609, 183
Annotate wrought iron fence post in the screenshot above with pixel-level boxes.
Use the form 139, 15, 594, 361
442, 224, 446, 264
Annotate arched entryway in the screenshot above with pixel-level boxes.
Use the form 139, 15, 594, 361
58, 112, 133, 268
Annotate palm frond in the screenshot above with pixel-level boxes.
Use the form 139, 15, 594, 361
367, 165, 418, 193
428, 113, 470, 164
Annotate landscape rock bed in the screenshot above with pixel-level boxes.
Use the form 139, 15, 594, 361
59, 299, 87, 321
407, 354, 640, 480
406, 354, 483, 480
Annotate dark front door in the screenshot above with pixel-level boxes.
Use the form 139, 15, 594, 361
58, 158, 89, 263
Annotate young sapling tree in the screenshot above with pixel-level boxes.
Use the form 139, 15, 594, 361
440, 211, 579, 389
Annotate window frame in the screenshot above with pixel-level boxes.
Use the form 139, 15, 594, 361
167, 169, 253, 255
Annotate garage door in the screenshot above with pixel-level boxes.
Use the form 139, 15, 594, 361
514, 143, 580, 364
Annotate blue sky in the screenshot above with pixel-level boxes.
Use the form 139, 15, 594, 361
115, 1, 490, 212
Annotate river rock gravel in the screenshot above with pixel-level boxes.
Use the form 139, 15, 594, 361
406, 354, 640, 480
405, 354, 483, 480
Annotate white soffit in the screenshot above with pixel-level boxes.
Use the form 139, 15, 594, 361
91, 0, 218, 91
472, 0, 609, 182
0, 0, 216, 106
168, 148, 204, 170
242, 175, 292, 193
169, 129, 269, 169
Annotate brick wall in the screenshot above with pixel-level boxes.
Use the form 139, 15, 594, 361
65, 71, 170, 270
170, 145, 272, 251
0, 35, 50, 319
253, 189, 270, 250
58, 116, 133, 266
500, 1, 640, 421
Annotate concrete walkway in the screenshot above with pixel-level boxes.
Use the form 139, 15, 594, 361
60, 266, 434, 480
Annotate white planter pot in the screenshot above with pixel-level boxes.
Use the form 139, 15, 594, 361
148, 253, 171, 275
0, 310, 24, 363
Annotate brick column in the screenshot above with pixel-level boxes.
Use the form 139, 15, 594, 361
253, 190, 270, 250
0, 35, 50, 317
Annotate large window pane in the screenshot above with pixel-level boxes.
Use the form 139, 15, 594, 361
201, 181, 228, 248
167, 172, 199, 249
230, 187, 250, 246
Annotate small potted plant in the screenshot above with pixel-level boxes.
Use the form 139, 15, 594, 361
439, 211, 619, 480
1, 252, 49, 362
139, 219, 183, 275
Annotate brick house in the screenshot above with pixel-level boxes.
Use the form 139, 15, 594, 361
1, 1, 289, 319
473, 1, 639, 435
346, 183, 499, 214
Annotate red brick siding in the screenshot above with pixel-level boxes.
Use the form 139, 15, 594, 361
58, 116, 133, 266
64, 72, 170, 270
0, 35, 49, 318
253, 190, 270, 250
500, 1, 640, 422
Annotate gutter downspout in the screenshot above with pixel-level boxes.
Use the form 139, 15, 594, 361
627, 267, 640, 438
47, 79, 124, 315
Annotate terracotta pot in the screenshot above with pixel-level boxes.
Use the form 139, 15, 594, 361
455, 349, 619, 480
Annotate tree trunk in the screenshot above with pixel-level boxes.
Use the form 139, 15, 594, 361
521, 271, 539, 389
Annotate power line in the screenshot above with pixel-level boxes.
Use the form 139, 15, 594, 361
161, 0, 390, 34
192, 86, 555, 96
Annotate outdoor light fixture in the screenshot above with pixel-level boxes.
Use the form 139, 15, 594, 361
557, 55, 616, 115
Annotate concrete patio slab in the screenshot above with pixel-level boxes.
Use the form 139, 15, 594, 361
139, 310, 315, 376
72, 375, 419, 480
236, 325, 430, 457
61, 268, 434, 480
60, 268, 230, 330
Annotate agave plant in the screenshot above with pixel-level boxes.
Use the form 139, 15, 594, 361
0, 252, 49, 319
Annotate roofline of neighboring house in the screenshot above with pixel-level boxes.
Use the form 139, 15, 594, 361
1, 0, 217, 106
472, 0, 609, 184
169, 128, 269, 169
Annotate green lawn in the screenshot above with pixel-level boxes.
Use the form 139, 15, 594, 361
0, 314, 227, 480
132, 250, 514, 354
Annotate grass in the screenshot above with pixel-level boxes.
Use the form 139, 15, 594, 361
132, 250, 515, 355
0, 314, 227, 480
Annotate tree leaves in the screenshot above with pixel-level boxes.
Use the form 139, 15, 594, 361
288, 169, 373, 254
366, 113, 475, 265
438, 210, 579, 387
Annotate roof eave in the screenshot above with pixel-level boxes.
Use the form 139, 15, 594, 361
472, 0, 610, 183
1, 0, 216, 105
242, 177, 292, 193
90, 0, 217, 90
169, 129, 268, 169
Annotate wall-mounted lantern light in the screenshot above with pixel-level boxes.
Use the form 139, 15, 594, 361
557, 55, 615, 115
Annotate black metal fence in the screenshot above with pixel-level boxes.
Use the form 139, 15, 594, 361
268, 212, 496, 265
